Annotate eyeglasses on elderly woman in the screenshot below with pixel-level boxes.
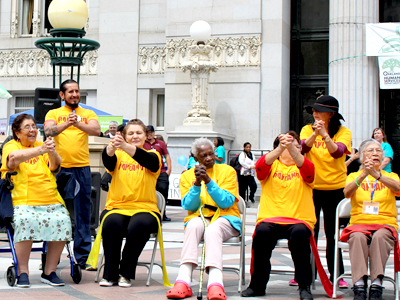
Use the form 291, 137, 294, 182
363, 148, 383, 154
21, 125, 38, 131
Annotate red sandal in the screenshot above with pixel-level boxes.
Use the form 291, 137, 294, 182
166, 281, 193, 299
207, 283, 226, 300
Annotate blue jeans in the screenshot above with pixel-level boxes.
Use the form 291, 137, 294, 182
58, 166, 92, 267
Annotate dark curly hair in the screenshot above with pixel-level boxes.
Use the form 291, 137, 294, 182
12, 114, 36, 141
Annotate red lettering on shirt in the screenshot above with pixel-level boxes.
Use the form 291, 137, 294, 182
272, 171, 300, 181
313, 141, 327, 149
360, 182, 386, 192
118, 161, 144, 172
25, 157, 39, 165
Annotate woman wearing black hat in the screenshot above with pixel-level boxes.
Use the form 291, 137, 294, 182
298, 95, 352, 289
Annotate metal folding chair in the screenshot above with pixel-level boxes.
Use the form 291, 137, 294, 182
220, 196, 247, 292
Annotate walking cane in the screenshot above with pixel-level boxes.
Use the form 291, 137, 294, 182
197, 204, 207, 300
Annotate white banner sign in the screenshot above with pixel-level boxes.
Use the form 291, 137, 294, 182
378, 56, 400, 89
168, 173, 182, 200
366, 23, 400, 56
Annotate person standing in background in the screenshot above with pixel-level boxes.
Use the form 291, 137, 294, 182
371, 128, 393, 173
299, 95, 351, 289
44, 79, 101, 270
104, 121, 118, 138
144, 125, 172, 221
214, 137, 226, 164
238, 142, 257, 203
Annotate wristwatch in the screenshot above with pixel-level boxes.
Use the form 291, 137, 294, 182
323, 135, 331, 143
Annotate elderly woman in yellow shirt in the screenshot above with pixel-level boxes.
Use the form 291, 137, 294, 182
1, 114, 71, 288
343, 138, 400, 300
166, 137, 240, 300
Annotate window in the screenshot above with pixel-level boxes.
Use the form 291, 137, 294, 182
156, 94, 165, 127
151, 91, 165, 129
15, 96, 34, 114
21, 0, 34, 35
11, 0, 53, 37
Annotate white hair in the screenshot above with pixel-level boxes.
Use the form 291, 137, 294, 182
191, 137, 214, 158
109, 121, 118, 127
359, 138, 383, 162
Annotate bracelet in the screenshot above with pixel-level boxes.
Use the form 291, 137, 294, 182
354, 176, 360, 187
292, 150, 299, 159
377, 173, 382, 181
38, 148, 43, 156
348, 157, 353, 162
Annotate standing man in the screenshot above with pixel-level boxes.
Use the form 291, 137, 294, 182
144, 125, 172, 221
44, 79, 101, 270
104, 121, 118, 138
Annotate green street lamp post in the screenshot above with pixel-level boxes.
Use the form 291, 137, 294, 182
35, 0, 100, 88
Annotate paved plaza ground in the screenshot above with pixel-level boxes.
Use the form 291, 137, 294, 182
0, 204, 397, 299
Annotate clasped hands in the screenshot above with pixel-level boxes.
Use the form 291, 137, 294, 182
194, 164, 211, 186
277, 133, 296, 153
312, 120, 328, 138
361, 157, 381, 180
41, 136, 56, 156
109, 132, 126, 151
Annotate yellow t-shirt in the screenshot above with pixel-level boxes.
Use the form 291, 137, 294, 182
180, 164, 240, 224
45, 106, 98, 168
1, 140, 62, 206
300, 124, 351, 190
347, 171, 400, 230
105, 148, 161, 213
257, 160, 316, 230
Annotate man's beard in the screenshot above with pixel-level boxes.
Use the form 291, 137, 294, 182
68, 102, 79, 109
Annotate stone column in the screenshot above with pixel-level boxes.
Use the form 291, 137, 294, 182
329, 0, 379, 148
181, 44, 218, 126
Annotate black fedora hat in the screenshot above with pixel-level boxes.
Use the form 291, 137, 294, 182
305, 95, 345, 121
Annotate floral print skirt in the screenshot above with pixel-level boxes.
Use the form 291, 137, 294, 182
12, 203, 72, 243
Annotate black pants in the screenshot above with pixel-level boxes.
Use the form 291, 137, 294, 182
156, 172, 169, 217
238, 175, 257, 201
313, 189, 345, 281
250, 223, 312, 291
100, 211, 160, 281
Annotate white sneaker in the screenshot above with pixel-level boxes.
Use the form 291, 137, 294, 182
99, 278, 117, 287
118, 275, 131, 287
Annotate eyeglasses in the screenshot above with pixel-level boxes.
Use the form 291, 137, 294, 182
296, 145, 302, 150
363, 148, 383, 154
21, 125, 37, 131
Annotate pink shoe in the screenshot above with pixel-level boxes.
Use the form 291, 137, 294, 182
339, 279, 349, 289
289, 279, 298, 286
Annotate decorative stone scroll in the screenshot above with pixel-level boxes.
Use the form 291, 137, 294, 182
0, 50, 98, 77
138, 36, 261, 74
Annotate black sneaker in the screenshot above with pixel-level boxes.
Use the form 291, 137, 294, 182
299, 286, 313, 300
352, 285, 367, 300
16, 273, 30, 288
241, 287, 266, 297
369, 285, 383, 300
41, 272, 65, 286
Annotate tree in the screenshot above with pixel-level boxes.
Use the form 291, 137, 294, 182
382, 58, 400, 71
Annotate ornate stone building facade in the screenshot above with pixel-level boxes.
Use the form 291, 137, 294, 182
1, 0, 399, 171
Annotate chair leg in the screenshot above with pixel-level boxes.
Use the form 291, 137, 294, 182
311, 252, 316, 290
146, 236, 159, 286
94, 253, 105, 283
395, 272, 399, 300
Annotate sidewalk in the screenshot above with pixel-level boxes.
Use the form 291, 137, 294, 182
0, 204, 397, 299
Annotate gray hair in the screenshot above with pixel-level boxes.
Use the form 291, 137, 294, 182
191, 137, 214, 158
359, 138, 383, 162
109, 121, 118, 127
